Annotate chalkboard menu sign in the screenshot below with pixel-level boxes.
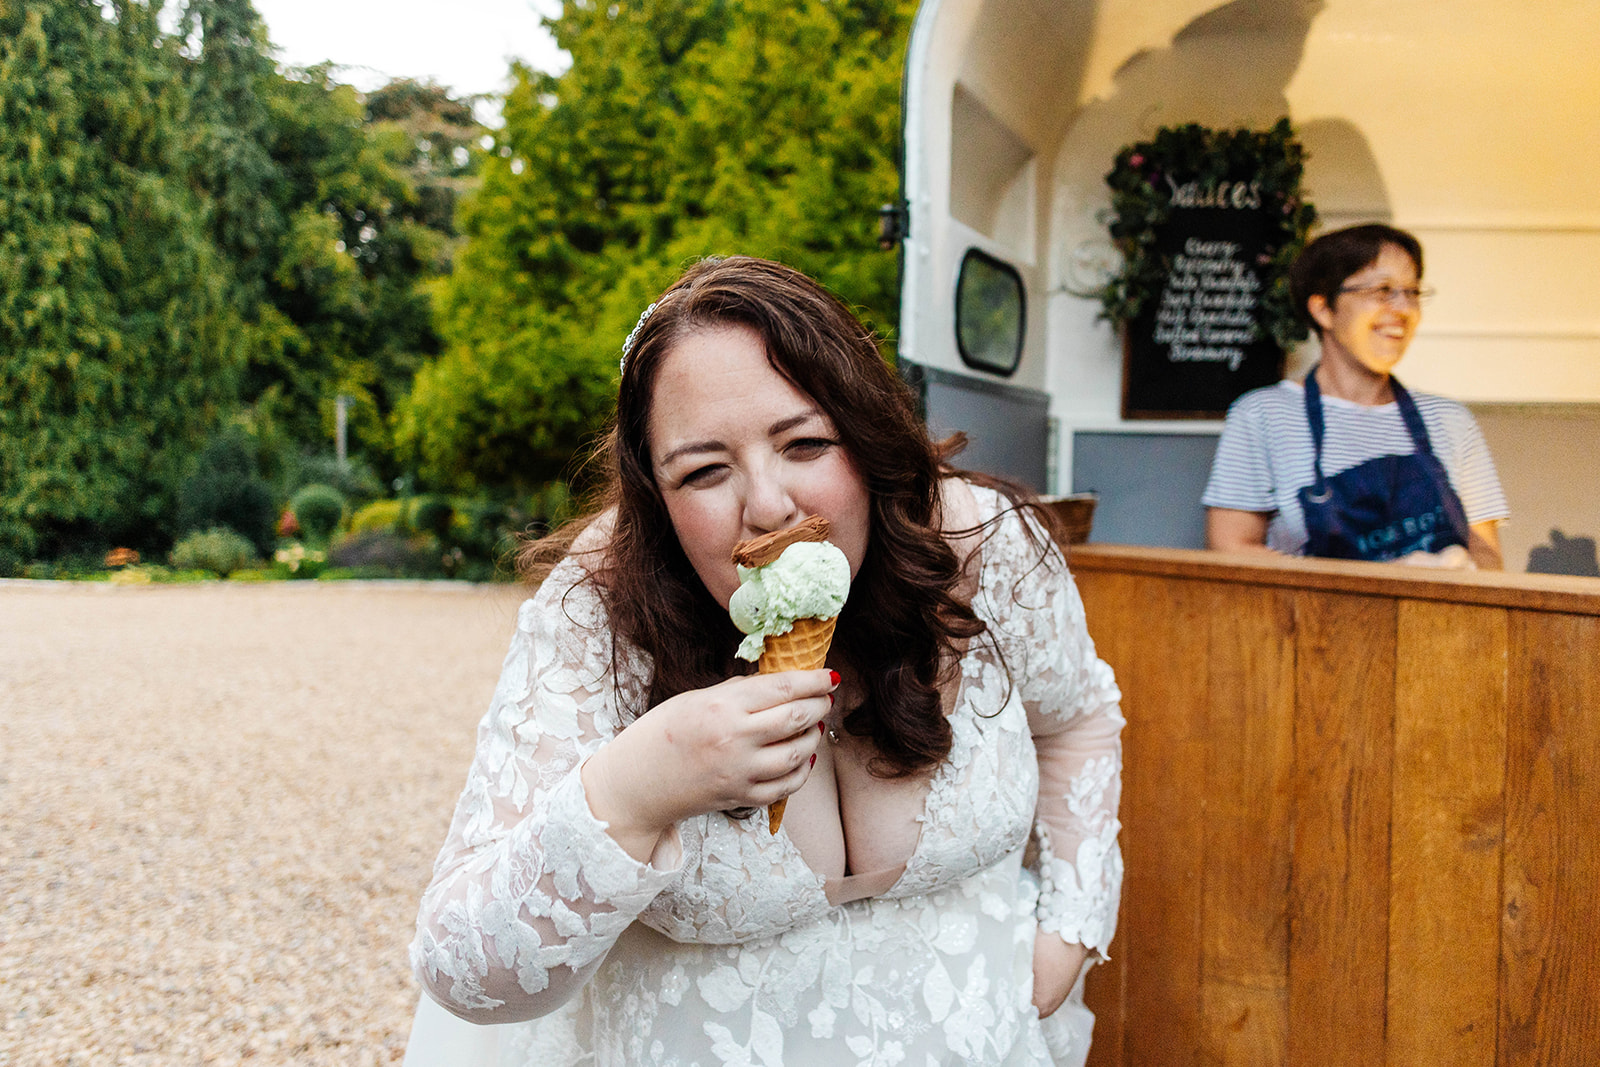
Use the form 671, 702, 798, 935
1097, 122, 1317, 421
1122, 201, 1284, 419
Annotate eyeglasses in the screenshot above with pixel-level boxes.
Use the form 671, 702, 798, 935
1337, 283, 1436, 308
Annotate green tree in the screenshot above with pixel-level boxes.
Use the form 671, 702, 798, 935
249, 67, 480, 477
0, 0, 238, 561
364, 77, 483, 250
179, 0, 283, 316
397, 0, 912, 494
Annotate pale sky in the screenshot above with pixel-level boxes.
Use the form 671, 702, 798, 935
251, 0, 570, 124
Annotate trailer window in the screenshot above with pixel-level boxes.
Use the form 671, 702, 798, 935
955, 249, 1024, 376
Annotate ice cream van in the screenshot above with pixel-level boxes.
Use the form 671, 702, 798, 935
891, 0, 1599, 572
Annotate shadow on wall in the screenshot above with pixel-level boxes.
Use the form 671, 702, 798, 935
1053, 0, 1391, 547
1528, 530, 1600, 577
1054, 0, 1391, 263
1470, 403, 1600, 574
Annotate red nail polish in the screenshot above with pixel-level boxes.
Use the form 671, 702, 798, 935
809, 754, 816, 768
818, 721, 827, 734
829, 670, 840, 686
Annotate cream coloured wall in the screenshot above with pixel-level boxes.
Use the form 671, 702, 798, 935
1284, 0, 1600, 401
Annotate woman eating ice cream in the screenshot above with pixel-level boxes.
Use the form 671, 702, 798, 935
1203, 223, 1508, 568
405, 256, 1124, 1066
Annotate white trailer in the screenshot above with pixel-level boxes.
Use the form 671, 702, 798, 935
893, 0, 1600, 570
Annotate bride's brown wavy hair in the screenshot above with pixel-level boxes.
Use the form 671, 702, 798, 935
520, 256, 1000, 777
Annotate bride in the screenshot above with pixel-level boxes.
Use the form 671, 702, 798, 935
404, 256, 1123, 1066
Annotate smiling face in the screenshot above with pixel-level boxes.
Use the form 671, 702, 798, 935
1307, 242, 1422, 379
647, 324, 871, 609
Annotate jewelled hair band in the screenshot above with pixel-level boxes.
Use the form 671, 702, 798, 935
619, 300, 658, 374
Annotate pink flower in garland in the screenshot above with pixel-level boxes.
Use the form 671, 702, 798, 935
1129, 153, 1145, 168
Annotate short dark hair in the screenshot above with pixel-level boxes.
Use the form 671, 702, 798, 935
1289, 223, 1424, 333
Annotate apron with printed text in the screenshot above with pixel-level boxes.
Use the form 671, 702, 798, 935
1297, 367, 1470, 561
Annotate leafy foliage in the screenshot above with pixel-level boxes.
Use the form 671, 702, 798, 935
169, 526, 259, 576
1098, 120, 1318, 349
411, 495, 455, 541
396, 0, 914, 493
349, 497, 407, 534
1, 0, 479, 563
288, 483, 347, 541
175, 429, 278, 553
286, 452, 385, 504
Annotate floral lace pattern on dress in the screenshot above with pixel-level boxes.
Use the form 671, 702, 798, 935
410, 485, 1124, 1064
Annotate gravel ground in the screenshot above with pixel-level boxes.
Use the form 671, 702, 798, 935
0, 579, 530, 1065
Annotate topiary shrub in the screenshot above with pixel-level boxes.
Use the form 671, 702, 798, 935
289, 484, 347, 543
177, 431, 277, 556
169, 527, 258, 577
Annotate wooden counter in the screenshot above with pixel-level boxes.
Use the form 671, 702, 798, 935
1070, 545, 1600, 1067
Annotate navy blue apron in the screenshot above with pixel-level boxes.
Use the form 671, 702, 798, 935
1297, 367, 1470, 561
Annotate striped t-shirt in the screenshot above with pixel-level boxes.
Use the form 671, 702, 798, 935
1202, 379, 1509, 556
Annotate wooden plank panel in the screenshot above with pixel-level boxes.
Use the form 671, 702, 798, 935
1389, 601, 1508, 1064
1082, 936, 1126, 1067
1078, 572, 1210, 1066
1288, 591, 1395, 1067
1199, 585, 1295, 1066
1076, 569, 1134, 1067
1067, 544, 1600, 617
1500, 612, 1600, 1065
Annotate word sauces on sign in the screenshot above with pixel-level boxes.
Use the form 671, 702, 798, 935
1165, 178, 1264, 211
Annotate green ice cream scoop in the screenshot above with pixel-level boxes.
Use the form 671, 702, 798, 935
729, 539, 851, 661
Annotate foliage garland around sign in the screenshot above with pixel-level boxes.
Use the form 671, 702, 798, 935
1097, 119, 1318, 350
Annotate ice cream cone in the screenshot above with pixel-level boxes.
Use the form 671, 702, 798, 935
730, 517, 849, 836
758, 616, 837, 834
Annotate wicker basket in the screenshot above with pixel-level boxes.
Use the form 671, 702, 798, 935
1039, 493, 1098, 547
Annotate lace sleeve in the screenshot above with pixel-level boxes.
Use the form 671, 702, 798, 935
409, 560, 683, 1023
979, 500, 1124, 957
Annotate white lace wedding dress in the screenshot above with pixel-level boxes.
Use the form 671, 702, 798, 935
407, 486, 1123, 1066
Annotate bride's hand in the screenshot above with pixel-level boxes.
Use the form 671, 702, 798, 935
1032, 933, 1089, 1018
582, 669, 837, 861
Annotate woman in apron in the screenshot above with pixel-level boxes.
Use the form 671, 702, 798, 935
1202, 223, 1508, 569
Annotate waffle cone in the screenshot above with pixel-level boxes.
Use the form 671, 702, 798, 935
756, 616, 838, 674
758, 615, 837, 833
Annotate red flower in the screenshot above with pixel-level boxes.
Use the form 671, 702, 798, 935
276, 510, 301, 537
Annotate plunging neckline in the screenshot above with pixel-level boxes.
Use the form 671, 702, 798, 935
772, 741, 948, 907
772, 661, 973, 907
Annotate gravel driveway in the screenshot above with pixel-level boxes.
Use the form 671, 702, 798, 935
1, 579, 530, 1065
